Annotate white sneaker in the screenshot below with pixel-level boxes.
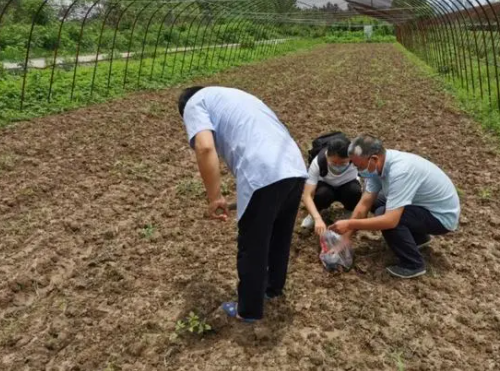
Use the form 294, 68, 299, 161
301, 214, 314, 229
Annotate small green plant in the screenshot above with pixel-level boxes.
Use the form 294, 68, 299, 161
0, 155, 15, 172
375, 95, 386, 108
456, 187, 465, 199
391, 351, 405, 371
176, 179, 205, 197
221, 181, 231, 196
322, 340, 338, 357
140, 224, 155, 239
172, 311, 212, 339
147, 101, 165, 116
478, 187, 492, 200
103, 362, 119, 371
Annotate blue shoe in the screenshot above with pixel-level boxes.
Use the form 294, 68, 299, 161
221, 302, 258, 323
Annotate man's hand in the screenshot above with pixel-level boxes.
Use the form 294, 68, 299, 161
330, 219, 351, 235
208, 196, 229, 221
314, 217, 327, 236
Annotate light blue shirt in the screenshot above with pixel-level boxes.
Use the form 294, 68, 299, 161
366, 150, 460, 231
183, 87, 308, 220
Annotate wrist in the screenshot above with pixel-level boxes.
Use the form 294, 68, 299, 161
313, 215, 323, 222
207, 190, 222, 202
346, 219, 355, 231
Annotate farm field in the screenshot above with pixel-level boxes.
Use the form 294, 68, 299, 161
1, 43, 499, 371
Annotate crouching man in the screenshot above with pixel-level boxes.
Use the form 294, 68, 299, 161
331, 134, 460, 279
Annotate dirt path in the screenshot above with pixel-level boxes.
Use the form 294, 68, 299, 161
1, 43, 499, 371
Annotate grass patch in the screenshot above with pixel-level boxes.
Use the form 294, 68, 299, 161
0, 38, 323, 126
396, 43, 500, 140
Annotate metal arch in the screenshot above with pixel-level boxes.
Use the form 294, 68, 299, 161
209, 0, 268, 68
424, 0, 464, 84
475, 0, 500, 110
123, 0, 156, 89
136, 1, 170, 87
161, 1, 198, 79
219, 3, 271, 66
236, 12, 278, 62
169, 2, 200, 77
106, 0, 138, 95
149, 1, 183, 81
190, 2, 230, 73
263, 13, 292, 58
439, 0, 473, 93
412, 0, 466, 87
394, 0, 498, 107
184, 2, 227, 75
179, 10, 205, 76
398, 0, 460, 83
443, 0, 481, 96
48, 0, 81, 103
464, 0, 490, 100
197, 0, 258, 70
90, 1, 123, 98
249, 13, 281, 61
0, 0, 16, 28
214, 2, 262, 67
195, 4, 225, 71
20, 0, 51, 110
70, 0, 104, 102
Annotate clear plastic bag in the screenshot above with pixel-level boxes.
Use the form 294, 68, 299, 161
319, 230, 354, 272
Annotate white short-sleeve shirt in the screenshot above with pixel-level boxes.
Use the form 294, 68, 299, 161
183, 87, 308, 220
306, 156, 358, 187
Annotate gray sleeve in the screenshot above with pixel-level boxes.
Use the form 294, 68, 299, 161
365, 177, 382, 194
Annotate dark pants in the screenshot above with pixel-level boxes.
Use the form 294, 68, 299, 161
313, 179, 362, 212
372, 196, 450, 270
237, 177, 305, 319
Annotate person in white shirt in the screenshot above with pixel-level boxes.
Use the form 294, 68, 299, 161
179, 86, 307, 322
301, 133, 362, 236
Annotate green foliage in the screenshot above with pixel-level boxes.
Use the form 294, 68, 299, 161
140, 224, 156, 239
0, 38, 320, 125
0, 20, 315, 60
172, 312, 212, 339
176, 179, 205, 197
397, 43, 500, 137
325, 30, 396, 44
390, 351, 406, 371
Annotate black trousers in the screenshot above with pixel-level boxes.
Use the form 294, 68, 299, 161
313, 179, 362, 212
237, 177, 305, 319
372, 196, 450, 270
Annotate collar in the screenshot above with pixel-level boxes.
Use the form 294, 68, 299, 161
380, 150, 393, 179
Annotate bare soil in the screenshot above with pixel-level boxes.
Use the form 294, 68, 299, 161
1, 43, 499, 371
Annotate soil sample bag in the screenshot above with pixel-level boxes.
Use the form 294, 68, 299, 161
319, 230, 354, 272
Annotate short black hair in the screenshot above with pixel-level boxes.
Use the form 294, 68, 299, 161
178, 86, 205, 117
327, 133, 350, 158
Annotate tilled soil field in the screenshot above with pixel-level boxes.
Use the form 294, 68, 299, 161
1, 43, 499, 371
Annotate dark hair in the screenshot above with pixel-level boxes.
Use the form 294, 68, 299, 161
178, 86, 205, 117
348, 134, 385, 157
327, 134, 350, 158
